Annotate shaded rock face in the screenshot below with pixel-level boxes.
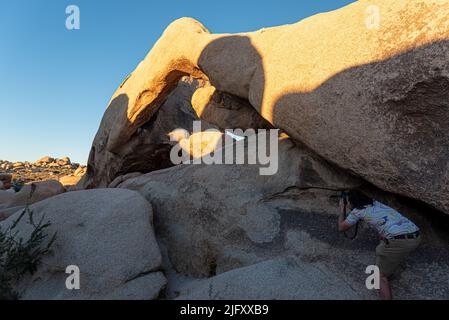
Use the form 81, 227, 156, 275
273, 42, 449, 215
191, 85, 273, 131
89, 0, 449, 215
1, 189, 165, 300
174, 257, 362, 300
119, 138, 360, 268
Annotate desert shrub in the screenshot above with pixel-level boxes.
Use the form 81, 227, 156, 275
0, 187, 56, 299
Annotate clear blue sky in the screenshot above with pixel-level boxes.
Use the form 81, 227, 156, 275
1, 0, 355, 164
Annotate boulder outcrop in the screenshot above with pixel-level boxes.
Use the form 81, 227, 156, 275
0, 158, 85, 185
1, 189, 165, 300
84, 0, 449, 214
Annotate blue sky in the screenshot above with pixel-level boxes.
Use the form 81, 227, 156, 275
1, 0, 355, 164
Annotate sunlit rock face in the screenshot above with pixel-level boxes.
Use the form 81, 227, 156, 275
84, 0, 449, 213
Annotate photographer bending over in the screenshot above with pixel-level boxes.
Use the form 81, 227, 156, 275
338, 190, 421, 300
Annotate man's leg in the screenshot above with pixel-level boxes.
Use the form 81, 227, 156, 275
376, 240, 395, 300
379, 273, 392, 300
375, 237, 421, 300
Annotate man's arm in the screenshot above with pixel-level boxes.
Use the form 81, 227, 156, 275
338, 211, 353, 232
338, 198, 354, 232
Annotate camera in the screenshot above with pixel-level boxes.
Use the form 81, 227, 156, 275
340, 191, 348, 206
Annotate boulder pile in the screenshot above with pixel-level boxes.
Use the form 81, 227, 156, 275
0, 156, 86, 188
0, 156, 87, 221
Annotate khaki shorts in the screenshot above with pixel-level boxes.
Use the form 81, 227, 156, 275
375, 236, 421, 277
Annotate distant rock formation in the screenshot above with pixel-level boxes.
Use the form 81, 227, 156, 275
0, 157, 86, 186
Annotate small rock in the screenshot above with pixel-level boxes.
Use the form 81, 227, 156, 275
74, 166, 86, 177
59, 175, 81, 187
0, 173, 12, 185
36, 156, 54, 164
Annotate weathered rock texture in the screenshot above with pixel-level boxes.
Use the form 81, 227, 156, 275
85, 0, 449, 214
1, 189, 165, 300
174, 257, 362, 300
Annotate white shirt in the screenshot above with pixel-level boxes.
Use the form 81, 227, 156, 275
345, 201, 419, 239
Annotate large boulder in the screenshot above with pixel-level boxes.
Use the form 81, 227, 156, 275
93, 0, 449, 214
36, 156, 54, 164
1, 189, 165, 300
173, 257, 362, 300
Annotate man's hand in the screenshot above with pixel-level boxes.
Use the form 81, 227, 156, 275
338, 219, 353, 232
339, 197, 345, 212
338, 198, 353, 232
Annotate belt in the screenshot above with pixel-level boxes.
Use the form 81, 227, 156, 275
388, 231, 420, 240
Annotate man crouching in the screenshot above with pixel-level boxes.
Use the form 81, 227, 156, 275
338, 190, 421, 300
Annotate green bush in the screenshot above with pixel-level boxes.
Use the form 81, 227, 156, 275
0, 205, 56, 300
